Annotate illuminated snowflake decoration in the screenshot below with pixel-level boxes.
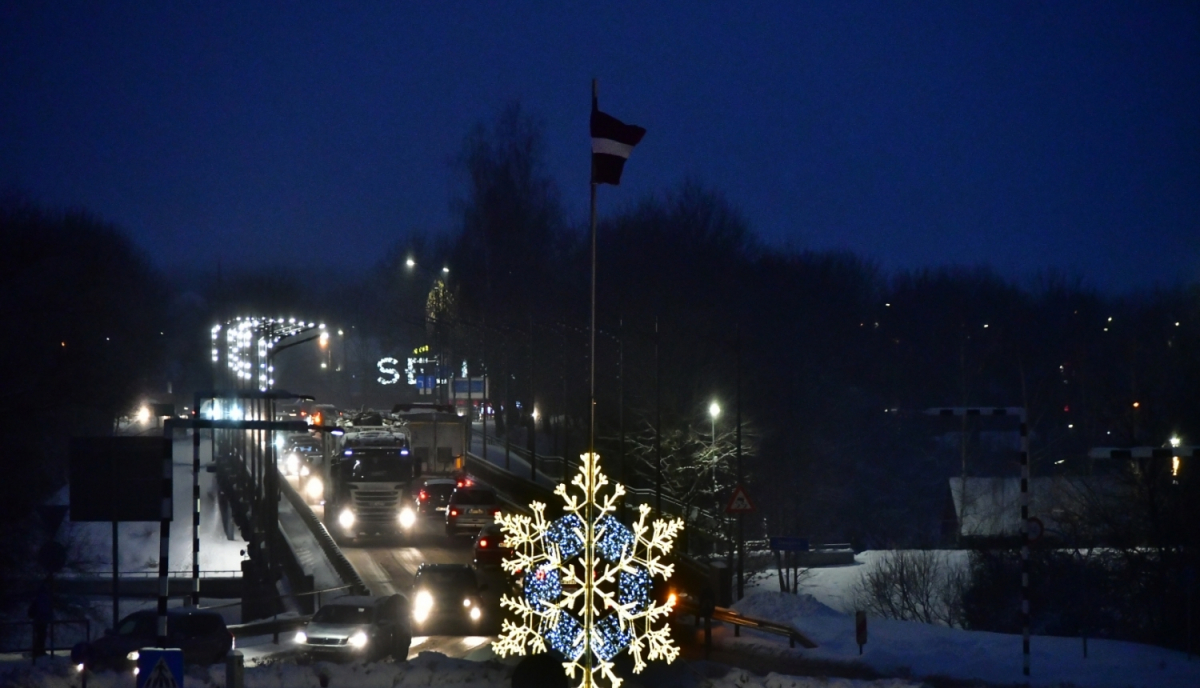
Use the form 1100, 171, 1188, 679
493, 453, 684, 688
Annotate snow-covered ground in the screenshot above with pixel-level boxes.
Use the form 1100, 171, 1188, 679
0, 652, 925, 688
733, 552, 1200, 688
50, 435, 247, 576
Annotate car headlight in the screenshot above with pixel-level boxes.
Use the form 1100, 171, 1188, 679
414, 590, 433, 622
399, 507, 416, 529
294, 631, 307, 644
348, 631, 368, 649
305, 477, 323, 500
462, 598, 471, 607
339, 508, 355, 529
469, 606, 482, 621
300, 464, 310, 477
126, 651, 139, 661
285, 453, 299, 475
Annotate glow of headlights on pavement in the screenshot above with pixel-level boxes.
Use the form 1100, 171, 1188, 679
300, 464, 310, 476
470, 606, 482, 620
414, 590, 433, 622
399, 507, 416, 529
339, 509, 355, 529
294, 631, 307, 643
305, 477, 323, 500
348, 631, 368, 649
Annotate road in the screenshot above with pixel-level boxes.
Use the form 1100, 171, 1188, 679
310, 504, 506, 661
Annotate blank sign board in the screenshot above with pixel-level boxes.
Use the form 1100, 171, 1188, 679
69, 437, 170, 522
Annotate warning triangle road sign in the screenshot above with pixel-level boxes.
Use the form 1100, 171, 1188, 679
726, 485, 755, 513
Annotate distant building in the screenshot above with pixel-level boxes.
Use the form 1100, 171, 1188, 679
945, 476, 1122, 543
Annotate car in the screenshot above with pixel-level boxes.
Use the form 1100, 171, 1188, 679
414, 478, 457, 518
445, 487, 501, 536
410, 564, 487, 633
473, 523, 512, 567
296, 594, 411, 662
81, 608, 232, 671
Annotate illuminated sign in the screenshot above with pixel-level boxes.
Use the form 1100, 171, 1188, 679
377, 357, 401, 385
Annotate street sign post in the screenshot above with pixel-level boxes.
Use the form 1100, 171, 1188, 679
725, 485, 755, 514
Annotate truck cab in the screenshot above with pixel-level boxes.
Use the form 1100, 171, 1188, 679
327, 426, 418, 543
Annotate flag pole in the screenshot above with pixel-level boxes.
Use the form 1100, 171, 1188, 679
587, 76, 598, 688
589, 77, 598, 460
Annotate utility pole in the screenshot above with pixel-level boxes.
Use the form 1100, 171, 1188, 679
735, 325, 744, 600
654, 316, 662, 513
529, 314, 537, 481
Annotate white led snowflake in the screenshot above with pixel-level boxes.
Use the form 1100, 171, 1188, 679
493, 452, 684, 688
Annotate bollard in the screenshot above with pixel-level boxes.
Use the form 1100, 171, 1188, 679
226, 650, 244, 688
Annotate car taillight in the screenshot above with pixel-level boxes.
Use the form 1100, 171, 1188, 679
419, 490, 428, 501
450, 509, 459, 517
491, 507, 501, 515
479, 538, 488, 548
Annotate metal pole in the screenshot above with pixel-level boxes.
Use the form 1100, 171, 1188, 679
1020, 408, 1031, 677
654, 316, 662, 513
157, 426, 172, 646
111, 521, 118, 629
585, 77, 599, 688
619, 319, 625, 522
192, 420, 201, 606
736, 325, 744, 601
529, 314, 537, 481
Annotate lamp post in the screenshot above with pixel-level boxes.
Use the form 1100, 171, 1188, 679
709, 401, 721, 447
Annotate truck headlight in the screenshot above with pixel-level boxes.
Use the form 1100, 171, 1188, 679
126, 651, 139, 661
305, 477, 323, 500
399, 507, 416, 529
338, 508, 355, 529
413, 590, 433, 622
348, 631, 368, 649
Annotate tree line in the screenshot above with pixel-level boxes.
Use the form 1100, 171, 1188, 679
5, 106, 1198, 647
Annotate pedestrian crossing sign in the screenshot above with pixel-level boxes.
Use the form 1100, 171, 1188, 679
136, 648, 183, 688
726, 485, 755, 513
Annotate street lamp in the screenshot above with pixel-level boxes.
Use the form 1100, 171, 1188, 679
709, 401, 721, 447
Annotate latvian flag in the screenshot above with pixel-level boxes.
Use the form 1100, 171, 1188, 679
591, 97, 646, 186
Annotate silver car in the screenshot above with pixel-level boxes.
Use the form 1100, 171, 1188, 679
296, 595, 411, 662
445, 487, 500, 537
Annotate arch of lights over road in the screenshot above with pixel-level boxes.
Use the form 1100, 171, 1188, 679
493, 452, 684, 688
211, 317, 323, 391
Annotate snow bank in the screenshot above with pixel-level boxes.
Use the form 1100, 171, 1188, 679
0, 652, 511, 688
51, 436, 247, 575
733, 590, 1200, 688
702, 669, 920, 688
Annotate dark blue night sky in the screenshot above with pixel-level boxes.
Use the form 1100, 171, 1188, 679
2, 1, 1197, 292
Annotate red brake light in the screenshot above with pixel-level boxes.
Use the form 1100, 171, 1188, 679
419, 490, 428, 501
450, 509, 459, 517
479, 538, 488, 548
